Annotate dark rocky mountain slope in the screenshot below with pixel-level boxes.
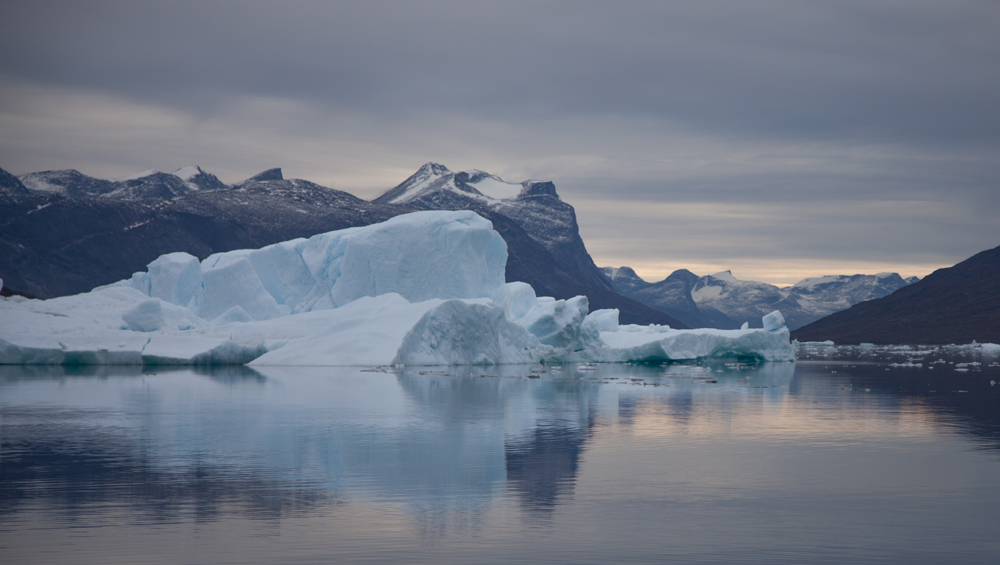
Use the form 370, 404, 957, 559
792, 244, 1000, 344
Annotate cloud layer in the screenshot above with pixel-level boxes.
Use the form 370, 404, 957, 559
2, 1, 998, 283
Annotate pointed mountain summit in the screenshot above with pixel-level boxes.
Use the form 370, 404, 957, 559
240, 168, 283, 184
792, 244, 1000, 344
371, 163, 677, 326
173, 165, 227, 190
0, 166, 29, 196
375, 162, 534, 205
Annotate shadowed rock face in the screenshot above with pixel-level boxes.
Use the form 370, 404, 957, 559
792, 244, 1000, 344
0, 164, 680, 326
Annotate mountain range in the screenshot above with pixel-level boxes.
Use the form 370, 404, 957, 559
7, 161, 989, 343
603, 266, 918, 331
0, 163, 679, 326
792, 244, 1000, 344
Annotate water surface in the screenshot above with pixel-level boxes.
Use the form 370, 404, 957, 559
2, 345, 999, 564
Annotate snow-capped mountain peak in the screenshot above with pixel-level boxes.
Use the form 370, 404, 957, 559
376, 163, 539, 205
173, 165, 226, 190
374, 162, 452, 204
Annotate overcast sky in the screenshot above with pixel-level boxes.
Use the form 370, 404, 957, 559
2, 1, 998, 284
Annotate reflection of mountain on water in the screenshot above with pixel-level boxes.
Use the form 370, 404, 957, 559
792, 346, 1000, 452
395, 369, 601, 514
505, 425, 589, 513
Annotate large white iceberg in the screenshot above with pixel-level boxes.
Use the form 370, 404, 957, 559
0, 211, 794, 366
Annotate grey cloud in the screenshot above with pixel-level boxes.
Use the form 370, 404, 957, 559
3, 1, 998, 144
1, 1, 998, 282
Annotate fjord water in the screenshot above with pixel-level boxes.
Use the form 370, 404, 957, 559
2, 346, 999, 564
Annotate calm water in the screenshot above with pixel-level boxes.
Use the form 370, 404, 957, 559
2, 345, 999, 564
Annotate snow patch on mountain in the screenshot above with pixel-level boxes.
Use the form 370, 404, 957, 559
173, 165, 203, 181
121, 169, 161, 181
709, 270, 737, 282
463, 170, 523, 200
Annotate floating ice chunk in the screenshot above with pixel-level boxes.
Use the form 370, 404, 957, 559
187, 210, 507, 316
741, 322, 749, 330
490, 282, 537, 320
762, 310, 785, 331
122, 298, 204, 333
141, 335, 265, 365
321, 211, 507, 306
197, 257, 284, 322
242, 239, 332, 314
586, 309, 620, 332
145, 252, 203, 307
394, 300, 546, 365
122, 300, 166, 332
248, 294, 444, 366
595, 326, 794, 363
517, 295, 599, 350
0, 334, 150, 365
130, 271, 151, 295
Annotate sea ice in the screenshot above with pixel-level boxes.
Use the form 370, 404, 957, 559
0, 211, 795, 366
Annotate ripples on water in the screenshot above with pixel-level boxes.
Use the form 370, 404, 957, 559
1, 344, 999, 564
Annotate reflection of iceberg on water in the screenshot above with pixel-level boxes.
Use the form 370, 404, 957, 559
1, 211, 794, 366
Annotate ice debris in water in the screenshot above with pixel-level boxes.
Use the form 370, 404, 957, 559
0, 210, 795, 366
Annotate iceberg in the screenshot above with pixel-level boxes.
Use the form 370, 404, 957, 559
0, 210, 794, 366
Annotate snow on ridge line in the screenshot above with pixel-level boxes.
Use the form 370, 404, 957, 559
0, 211, 794, 366
120, 168, 160, 181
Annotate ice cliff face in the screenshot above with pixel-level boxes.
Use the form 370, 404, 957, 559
603, 267, 916, 330
0, 211, 793, 366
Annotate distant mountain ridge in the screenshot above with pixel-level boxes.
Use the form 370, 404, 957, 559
18, 165, 227, 198
603, 266, 916, 330
792, 244, 1000, 344
0, 163, 680, 327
